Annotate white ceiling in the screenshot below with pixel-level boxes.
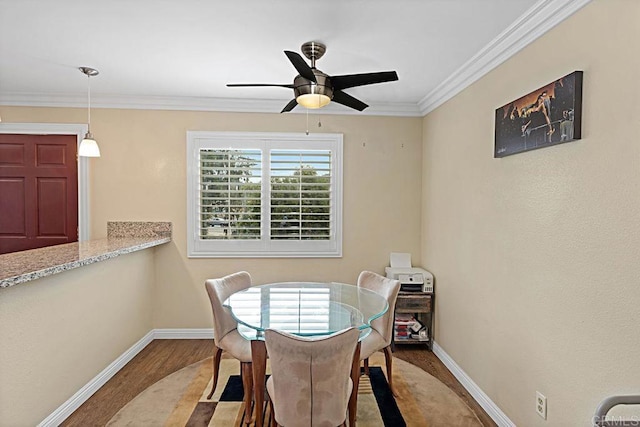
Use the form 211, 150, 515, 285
0, 0, 589, 116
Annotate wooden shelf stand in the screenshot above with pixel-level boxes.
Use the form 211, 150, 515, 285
394, 291, 434, 350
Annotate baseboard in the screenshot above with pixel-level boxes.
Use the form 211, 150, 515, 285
37, 330, 155, 427
38, 328, 214, 426
432, 341, 515, 427
153, 328, 214, 339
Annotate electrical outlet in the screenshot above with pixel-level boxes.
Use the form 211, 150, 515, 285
536, 391, 547, 419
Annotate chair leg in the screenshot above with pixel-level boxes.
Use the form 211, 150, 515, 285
383, 345, 397, 397
241, 362, 254, 423
268, 395, 275, 426
363, 357, 370, 376
349, 342, 361, 427
207, 345, 223, 399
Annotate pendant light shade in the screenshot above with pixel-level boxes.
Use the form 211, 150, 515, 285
79, 67, 100, 157
79, 133, 100, 157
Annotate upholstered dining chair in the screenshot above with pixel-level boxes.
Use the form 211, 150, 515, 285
204, 271, 253, 419
357, 270, 401, 396
265, 327, 360, 427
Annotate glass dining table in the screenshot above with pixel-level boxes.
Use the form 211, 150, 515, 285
224, 282, 389, 426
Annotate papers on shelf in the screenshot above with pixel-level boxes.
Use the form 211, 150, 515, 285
394, 314, 428, 340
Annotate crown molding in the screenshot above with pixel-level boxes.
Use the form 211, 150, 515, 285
417, 0, 593, 116
0, 91, 422, 117
2, 0, 591, 119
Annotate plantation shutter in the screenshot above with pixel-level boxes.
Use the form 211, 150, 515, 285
269, 149, 332, 240
187, 131, 342, 258
199, 148, 262, 240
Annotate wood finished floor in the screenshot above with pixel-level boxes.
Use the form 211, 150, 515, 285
62, 339, 496, 427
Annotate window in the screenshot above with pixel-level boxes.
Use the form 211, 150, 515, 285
187, 131, 343, 257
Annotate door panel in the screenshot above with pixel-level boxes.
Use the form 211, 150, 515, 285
37, 178, 68, 236
0, 144, 25, 165
0, 134, 78, 254
0, 178, 27, 235
37, 143, 68, 166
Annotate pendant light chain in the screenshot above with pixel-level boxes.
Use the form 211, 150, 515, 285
87, 74, 91, 133
305, 107, 309, 135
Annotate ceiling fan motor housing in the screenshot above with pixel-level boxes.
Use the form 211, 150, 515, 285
293, 70, 333, 99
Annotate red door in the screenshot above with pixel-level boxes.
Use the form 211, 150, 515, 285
0, 134, 78, 254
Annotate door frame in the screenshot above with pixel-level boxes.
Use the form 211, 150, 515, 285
0, 123, 90, 241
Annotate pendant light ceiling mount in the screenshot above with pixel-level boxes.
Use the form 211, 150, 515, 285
79, 66, 99, 78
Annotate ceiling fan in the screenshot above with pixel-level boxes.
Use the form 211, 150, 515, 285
227, 41, 399, 113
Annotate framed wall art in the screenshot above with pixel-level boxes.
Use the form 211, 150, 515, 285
494, 71, 583, 158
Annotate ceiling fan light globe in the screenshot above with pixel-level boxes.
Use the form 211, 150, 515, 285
296, 94, 331, 109
79, 133, 101, 157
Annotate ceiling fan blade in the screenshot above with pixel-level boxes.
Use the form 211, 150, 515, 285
332, 90, 368, 111
284, 51, 317, 83
227, 83, 294, 88
330, 71, 398, 91
281, 99, 298, 113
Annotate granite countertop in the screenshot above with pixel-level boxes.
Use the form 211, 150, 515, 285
0, 221, 171, 289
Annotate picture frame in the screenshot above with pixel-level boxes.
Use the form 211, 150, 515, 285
494, 71, 583, 158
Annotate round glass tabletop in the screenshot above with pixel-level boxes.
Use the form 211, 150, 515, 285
224, 282, 389, 340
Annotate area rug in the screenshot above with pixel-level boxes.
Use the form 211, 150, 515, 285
107, 353, 482, 426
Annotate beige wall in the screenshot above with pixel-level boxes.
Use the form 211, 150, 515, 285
1, 107, 423, 326
421, 0, 640, 425
2, 83, 421, 426
2, 107, 422, 390
0, 249, 155, 425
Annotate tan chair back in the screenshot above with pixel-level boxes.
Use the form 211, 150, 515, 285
357, 271, 401, 347
265, 327, 359, 427
204, 271, 251, 343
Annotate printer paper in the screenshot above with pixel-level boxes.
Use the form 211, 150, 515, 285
390, 252, 412, 268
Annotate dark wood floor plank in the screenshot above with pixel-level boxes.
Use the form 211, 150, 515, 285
62, 340, 495, 427
393, 346, 497, 427
61, 339, 214, 427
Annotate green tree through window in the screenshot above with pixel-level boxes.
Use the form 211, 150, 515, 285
200, 149, 261, 239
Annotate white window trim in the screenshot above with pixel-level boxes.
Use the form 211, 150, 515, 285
186, 131, 343, 258
0, 122, 90, 241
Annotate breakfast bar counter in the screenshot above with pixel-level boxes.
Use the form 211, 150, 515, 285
0, 221, 171, 288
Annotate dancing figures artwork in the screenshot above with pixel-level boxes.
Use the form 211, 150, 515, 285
494, 71, 583, 158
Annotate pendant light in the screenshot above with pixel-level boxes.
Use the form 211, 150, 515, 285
78, 67, 100, 157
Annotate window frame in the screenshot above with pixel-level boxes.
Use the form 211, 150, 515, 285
186, 131, 343, 258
